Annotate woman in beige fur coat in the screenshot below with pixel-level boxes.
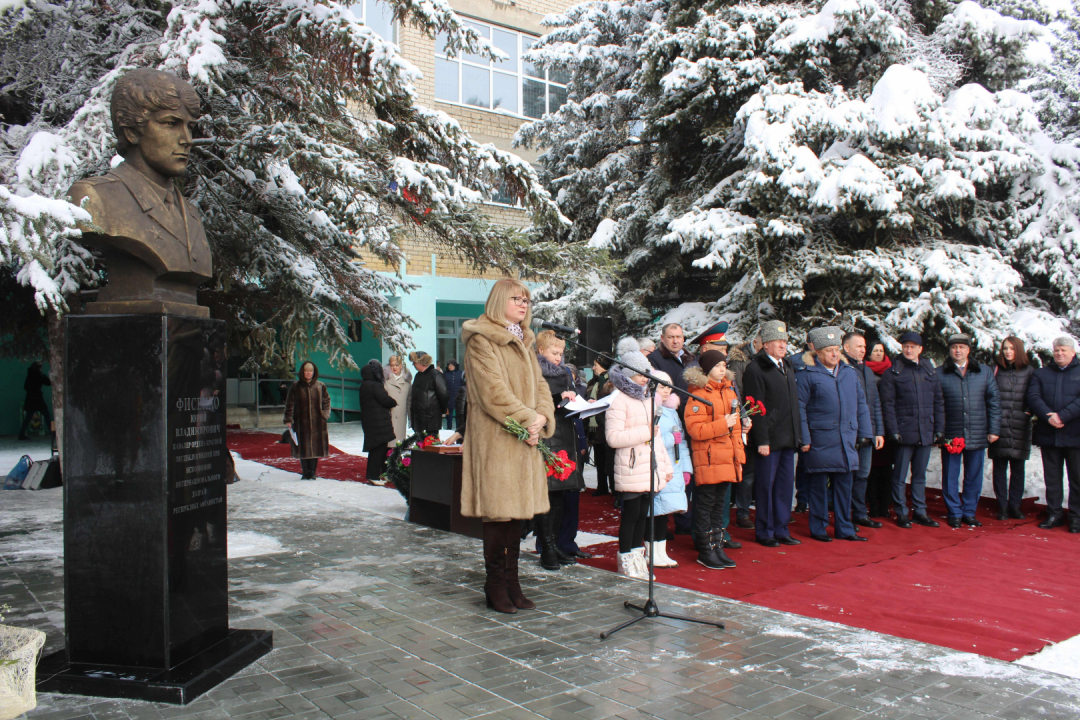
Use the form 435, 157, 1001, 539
461, 278, 555, 614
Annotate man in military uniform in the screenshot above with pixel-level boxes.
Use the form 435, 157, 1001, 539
67, 68, 211, 317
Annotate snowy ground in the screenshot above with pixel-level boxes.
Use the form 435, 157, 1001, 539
3, 426, 1077, 681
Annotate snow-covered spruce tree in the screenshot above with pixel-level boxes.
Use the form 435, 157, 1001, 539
520, 0, 1080, 355
1, 0, 595, 377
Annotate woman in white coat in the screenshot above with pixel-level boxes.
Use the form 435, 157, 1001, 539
384, 355, 411, 444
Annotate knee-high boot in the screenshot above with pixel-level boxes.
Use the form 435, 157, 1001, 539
503, 521, 535, 610
482, 522, 517, 614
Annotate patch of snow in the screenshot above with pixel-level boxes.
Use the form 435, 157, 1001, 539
228, 530, 285, 558
1018, 634, 1080, 680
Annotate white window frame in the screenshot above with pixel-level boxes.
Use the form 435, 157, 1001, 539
348, 0, 396, 42
434, 19, 568, 121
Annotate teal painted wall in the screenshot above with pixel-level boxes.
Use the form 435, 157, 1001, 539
302, 320, 382, 417
0, 358, 52, 437
435, 301, 485, 319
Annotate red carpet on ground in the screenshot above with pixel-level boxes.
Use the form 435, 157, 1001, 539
578, 490, 1080, 661
227, 429, 370, 482
225, 433, 1080, 661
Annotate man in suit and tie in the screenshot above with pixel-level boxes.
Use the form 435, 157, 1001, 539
68, 68, 212, 317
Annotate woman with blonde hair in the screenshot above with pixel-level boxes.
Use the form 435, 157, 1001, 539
461, 278, 555, 613
384, 354, 411, 443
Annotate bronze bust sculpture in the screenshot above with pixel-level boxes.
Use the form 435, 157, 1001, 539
68, 69, 212, 317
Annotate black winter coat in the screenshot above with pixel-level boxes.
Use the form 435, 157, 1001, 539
990, 364, 1033, 460
411, 366, 447, 436
879, 355, 944, 446
23, 364, 51, 412
647, 346, 698, 407
455, 378, 468, 433
586, 370, 610, 443
537, 354, 586, 492
444, 365, 464, 410
742, 350, 803, 451
359, 360, 397, 451
939, 359, 1001, 450
1027, 357, 1080, 448
842, 353, 884, 437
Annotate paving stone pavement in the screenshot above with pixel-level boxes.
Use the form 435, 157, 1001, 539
3, 473, 1079, 720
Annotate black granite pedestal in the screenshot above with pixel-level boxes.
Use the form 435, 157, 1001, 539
37, 314, 271, 705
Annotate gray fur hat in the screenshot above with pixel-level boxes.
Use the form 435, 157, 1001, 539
760, 320, 789, 344
615, 337, 652, 376
807, 326, 843, 350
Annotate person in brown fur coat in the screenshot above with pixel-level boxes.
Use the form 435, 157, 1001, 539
461, 278, 555, 614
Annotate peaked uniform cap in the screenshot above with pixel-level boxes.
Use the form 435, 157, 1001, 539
691, 321, 729, 346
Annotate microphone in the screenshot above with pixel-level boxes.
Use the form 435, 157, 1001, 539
531, 318, 580, 335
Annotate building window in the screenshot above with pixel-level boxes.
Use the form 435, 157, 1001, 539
435, 21, 568, 119
347, 0, 395, 41
437, 318, 469, 368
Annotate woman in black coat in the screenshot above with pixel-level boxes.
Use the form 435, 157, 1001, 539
359, 359, 397, 481
533, 332, 585, 570
989, 337, 1034, 519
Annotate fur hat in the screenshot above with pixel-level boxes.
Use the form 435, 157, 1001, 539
760, 320, 789, 344
807, 326, 842, 350
615, 337, 652, 376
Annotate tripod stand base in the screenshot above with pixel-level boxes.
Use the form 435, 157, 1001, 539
599, 598, 724, 639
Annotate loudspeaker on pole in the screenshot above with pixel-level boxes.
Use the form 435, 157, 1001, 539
577, 317, 613, 368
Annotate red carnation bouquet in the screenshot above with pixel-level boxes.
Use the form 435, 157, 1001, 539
944, 437, 966, 454
741, 395, 767, 419
502, 418, 577, 480
416, 435, 440, 450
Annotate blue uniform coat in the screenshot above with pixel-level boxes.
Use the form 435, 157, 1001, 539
1027, 357, 1080, 448
879, 355, 945, 446
939, 359, 1001, 450
795, 354, 873, 474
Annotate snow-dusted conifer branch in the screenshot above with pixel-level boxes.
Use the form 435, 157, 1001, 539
1, 0, 601, 372
520, 0, 1080, 355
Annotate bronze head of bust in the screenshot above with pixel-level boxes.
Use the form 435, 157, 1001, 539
69, 69, 212, 317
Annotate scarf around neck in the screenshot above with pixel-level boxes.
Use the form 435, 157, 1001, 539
865, 356, 892, 375
506, 322, 524, 341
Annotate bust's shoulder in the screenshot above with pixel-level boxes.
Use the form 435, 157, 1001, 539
67, 173, 131, 214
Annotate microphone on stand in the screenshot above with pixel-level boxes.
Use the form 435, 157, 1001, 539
531, 318, 580, 335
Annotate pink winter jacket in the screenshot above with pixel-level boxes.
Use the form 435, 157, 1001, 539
605, 389, 673, 494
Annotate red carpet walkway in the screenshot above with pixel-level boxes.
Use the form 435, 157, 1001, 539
227, 430, 1080, 661
577, 491, 1080, 661
228, 429, 369, 482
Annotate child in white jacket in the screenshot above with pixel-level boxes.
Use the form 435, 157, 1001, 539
605, 339, 673, 580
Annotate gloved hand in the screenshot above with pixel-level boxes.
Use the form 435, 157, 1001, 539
933, 433, 945, 445
891, 434, 903, 445
856, 437, 870, 449
673, 430, 682, 445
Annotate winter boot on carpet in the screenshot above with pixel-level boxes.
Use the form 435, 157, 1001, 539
645, 541, 678, 568
482, 522, 517, 614
502, 521, 535, 610
694, 532, 726, 570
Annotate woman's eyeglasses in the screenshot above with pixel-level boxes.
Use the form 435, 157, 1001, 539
510, 296, 530, 307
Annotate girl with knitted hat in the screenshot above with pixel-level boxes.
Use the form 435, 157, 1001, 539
605, 338, 673, 579
683, 350, 749, 570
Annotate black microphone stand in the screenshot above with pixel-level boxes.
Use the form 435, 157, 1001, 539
555, 332, 725, 639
